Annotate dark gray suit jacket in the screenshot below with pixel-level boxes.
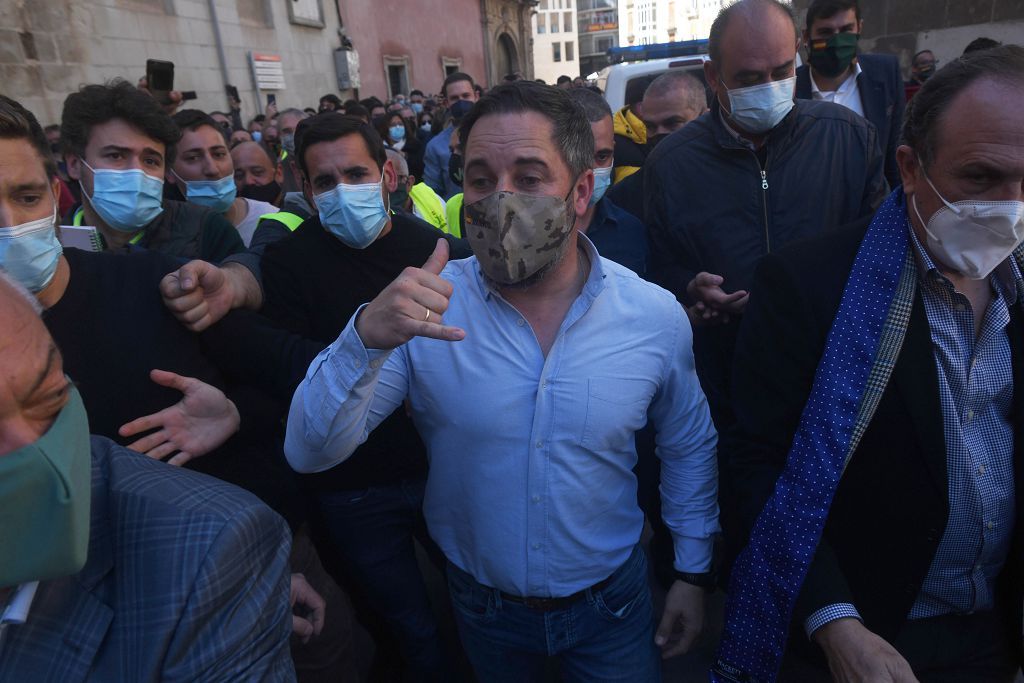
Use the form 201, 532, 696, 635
796, 52, 906, 190
0, 437, 296, 682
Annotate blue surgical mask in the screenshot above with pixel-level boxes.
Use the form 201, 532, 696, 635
589, 166, 613, 206
174, 171, 237, 214
80, 161, 164, 233
251, 130, 263, 143
389, 125, 407, 142
411, 102, 424, 114
421, 122, 432, 133
0, 202, 62, 292
720, 76, 796, 135
314, 172, 389, 249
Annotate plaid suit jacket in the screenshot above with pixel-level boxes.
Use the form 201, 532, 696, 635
0, 436, 296, 682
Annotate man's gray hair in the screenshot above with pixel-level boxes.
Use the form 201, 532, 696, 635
385, 148, 409, 176
0, 267, 43, 314
566, 87, 613, 124
279, 108, 309, 121
458, 81, 594, 181
643, 71, 708, 114
903, 44, 1024, 168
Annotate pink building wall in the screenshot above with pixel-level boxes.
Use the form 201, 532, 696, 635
339, 0, 488, 99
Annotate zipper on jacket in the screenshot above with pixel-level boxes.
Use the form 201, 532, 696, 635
754, 154, 771, 253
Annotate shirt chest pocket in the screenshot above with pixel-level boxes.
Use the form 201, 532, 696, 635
580, 377, 655, 453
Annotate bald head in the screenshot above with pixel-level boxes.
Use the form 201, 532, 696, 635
641, 71, 708, 136
709, 0, 797, 64
230, 140, 279, 190
0, 269, 68, 455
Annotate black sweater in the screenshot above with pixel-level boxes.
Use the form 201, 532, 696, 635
259, 212, 469, 492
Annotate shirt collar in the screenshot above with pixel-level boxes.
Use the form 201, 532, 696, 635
810, 60, 862, 97
906, 218, 1020, 306
474, 231, 607, 302
717, 110, 757, 150
1, 582, 39, 628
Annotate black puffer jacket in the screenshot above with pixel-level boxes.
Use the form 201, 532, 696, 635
644, 98, 887, 299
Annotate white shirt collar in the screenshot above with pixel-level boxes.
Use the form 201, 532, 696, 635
1, 582, 39, 628
810, 60, 863, 97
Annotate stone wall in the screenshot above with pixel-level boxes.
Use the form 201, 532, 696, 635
790, 0, 1024, 77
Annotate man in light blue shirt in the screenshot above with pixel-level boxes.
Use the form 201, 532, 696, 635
421, 72, 478, 199
285, 81, 719, 681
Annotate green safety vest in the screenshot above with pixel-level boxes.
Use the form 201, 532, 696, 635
408, 183, 447, 232
257, 211, 304, 232
445, 194, 463, 239
73, 207, 143, 246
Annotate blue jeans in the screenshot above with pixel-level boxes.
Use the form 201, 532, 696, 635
447, 544, 661, 683
317, 479, 448, 681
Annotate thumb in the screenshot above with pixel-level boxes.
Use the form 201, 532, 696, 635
292, 615, 314, 640
149, 369, 192, 394
654, 605, 677, 647
176, 261, 206, 291
695, 272, 724, 288
421, 238, 450, 276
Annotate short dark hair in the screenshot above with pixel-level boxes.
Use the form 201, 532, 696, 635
442, 72, 475, 99
902, 44, 1024, 168
912, 49, 935, 64
43, 123, 61, 135
805, 0, 860, 33
566, 87, 612, 123
60, 79, 180, 158
294, 113, 386, 179
459, 81, 593, 180
320, 93, 343, 107
170, 109, 227, 164
345, 103, 369, 121
0, 95, 56, 179
410, 89, 424, 97
557, 75, 573, 85
709, 0, 796, 64
963, 37, 1001, 55
624, 75, 656, 107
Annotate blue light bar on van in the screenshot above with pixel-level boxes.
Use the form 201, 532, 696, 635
607, 39, 709, 62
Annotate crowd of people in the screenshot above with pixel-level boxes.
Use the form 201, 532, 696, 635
1, 0, 1022, 681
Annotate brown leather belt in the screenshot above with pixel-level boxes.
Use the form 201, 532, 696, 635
500, 573, 616, 611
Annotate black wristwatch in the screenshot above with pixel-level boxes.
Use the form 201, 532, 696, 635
673, 570, 716, 591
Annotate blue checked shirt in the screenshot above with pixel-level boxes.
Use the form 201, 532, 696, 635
807, 225, 1018, 637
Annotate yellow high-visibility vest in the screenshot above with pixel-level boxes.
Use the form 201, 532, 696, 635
445, 193, 463, 239
408, 183, 447, 232
257, 211, 304, 232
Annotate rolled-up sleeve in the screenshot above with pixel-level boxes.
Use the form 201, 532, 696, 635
284, 305, 410, 473
647, 305, 719, 573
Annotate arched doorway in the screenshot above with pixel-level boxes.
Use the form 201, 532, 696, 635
496, 32, 519, 79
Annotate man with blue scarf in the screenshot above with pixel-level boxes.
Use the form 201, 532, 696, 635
716, 45, 1024, 682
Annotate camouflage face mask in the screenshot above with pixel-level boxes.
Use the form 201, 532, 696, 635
464, 190, 574, 285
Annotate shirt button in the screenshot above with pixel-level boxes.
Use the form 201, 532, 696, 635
354, 358, 363, 368
987, 521, 995, 530
532, 495, 541, 503
535, 440, 543, 448
516, 319, 525, 327
542, 380, 549, 388
955, 303, 966, 312
370, 359, 381, 369
966, 409, 975, 421
531, 542, 541, 550
978, 464, 986, 475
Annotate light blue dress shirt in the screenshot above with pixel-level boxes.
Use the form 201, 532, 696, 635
285, 237, 719, 598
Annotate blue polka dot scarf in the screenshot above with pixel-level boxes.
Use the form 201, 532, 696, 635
711, 188, 917, 682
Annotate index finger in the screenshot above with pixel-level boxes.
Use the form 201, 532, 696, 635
421, 238, 449, 276
410, 319, 466, 343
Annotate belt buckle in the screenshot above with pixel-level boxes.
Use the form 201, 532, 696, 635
522, 596, 557, 610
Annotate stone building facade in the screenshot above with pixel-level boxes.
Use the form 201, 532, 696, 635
790, 0, 1024, 77
481, 0, 537, 84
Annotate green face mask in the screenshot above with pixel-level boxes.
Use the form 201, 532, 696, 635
807, 32, 860, 79
0, 386, 91, 587
389, 186, 411, 213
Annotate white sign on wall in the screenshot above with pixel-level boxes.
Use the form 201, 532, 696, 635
250, 52, 286, 90
288, 0, 324, 27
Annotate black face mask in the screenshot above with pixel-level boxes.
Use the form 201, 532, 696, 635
647, 133, 669, 152
807, 32, 859, 79
916, 65, 935, 82
448, 152, 464, 187
239, 180, 281, 205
